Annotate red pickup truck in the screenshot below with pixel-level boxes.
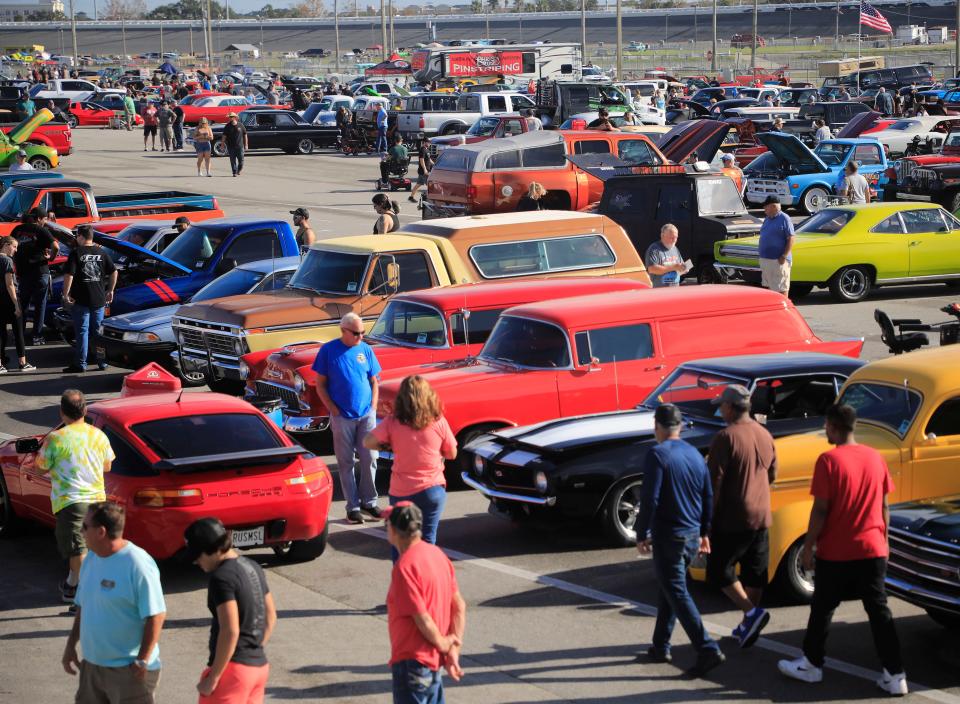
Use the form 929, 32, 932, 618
0, 121, 72, 156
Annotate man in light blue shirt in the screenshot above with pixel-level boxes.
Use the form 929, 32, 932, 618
375, 103, 389, 154
312, 311, 383, 524
63, 501, 166, 703
758, 196, 795, 295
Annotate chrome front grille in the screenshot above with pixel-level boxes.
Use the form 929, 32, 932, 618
719, 244, 760, 259
101, 326, 124, 341
254, 381, 301, 410
887, 528, 960, 604
179, 327, 206, 350
176, 318, 240, 360
912, 168, 937, 190
205, 332, 237, 357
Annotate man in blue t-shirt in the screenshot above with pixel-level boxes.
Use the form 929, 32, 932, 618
758, 196, 795, 296
312, 312, 383, 524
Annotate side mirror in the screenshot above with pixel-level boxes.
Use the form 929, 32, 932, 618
924, 432, 939, 445
16, 437, 40, 454
385, 261, 399, 293
215, 257, 237, 275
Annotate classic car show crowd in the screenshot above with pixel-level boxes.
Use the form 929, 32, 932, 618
1, 42, 960, 704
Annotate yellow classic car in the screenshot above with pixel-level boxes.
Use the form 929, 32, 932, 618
766, 345, 960, 600
714, 202, 960, 302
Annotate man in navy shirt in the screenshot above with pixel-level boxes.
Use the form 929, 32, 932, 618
758, 196, 794, 296
313, 312, 383, 524
637, 404, 724, 677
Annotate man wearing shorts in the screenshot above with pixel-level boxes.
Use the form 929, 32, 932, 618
39, 389, 115, 606
758, 196, 794, 295
706, 385, 777, 648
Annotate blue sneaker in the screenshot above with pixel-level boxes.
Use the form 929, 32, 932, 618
739, 608, 770, 649
731, 622, 747, 641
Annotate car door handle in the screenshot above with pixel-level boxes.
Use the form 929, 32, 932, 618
645, 364, 665, 371
909, 241, 920, 246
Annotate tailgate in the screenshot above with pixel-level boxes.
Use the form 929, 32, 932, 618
427, 168, 472, 206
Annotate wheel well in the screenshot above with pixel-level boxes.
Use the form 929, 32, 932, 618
542, 190, 572, 210
830, 262, 877, 284
456, 422, 509, 446
440, 122, 466, 136
594, 473, 644, 517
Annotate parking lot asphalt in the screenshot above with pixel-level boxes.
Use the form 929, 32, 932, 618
1, 127, 959, 703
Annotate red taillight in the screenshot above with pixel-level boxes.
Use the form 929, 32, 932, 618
419, 116, 425, 129
134, 488, 203, 507
885, 167, 896, 179
210, 198, 219, 210
284, 469, 330, 494
570, 118, 587, 130
465, 185, 478, 199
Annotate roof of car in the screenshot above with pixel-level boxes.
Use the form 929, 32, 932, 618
505, 284, 794, 329
826, 202, 941, 216
401, 209, 601, 233
17, 178, 88, 189
91, 391, 262, 425
239, 255, 302, 273
393, 277, 647, 310
845, 344, 960, 397
679, 352, 864, 379
190, 216, 288, 230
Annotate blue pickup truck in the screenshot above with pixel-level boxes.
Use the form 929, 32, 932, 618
744, 133, 890, 213
0, 170, 63, 194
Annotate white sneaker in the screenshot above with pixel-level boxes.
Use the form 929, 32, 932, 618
876, 669, 908, 696
778, 655, 823, 683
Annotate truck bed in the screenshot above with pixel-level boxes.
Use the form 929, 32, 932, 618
96, 190, 217, 208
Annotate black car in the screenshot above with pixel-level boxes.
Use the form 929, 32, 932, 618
210, 108, 338, 156
463, 352, 864, 549
885, 495, 960, 628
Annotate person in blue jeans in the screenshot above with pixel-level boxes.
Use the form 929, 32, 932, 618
375, 103, 389, 154
61, 225, 116, 373
312, 312, 383, 524
636, 403, 725, 677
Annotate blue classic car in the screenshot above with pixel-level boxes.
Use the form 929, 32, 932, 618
95, 256, 301, 385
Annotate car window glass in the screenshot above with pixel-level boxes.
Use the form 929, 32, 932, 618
470, 235, 614, 277
587, 323, 653, 363
656, 183, 691, 221
512, 95, 535, 109
925, 397, 960, 437
574, 140, 611, 154
133, 414, 282, 459
433, 149, 473, 171
941, 209, 960, 230
901, 209, 949, 233
256, 113, 276, 126
101, 427, 156, 477
838, 382, 922, 437
450, 308, 503, 345
486, 96, 507, 112
871, 214, 905, 234
223, 229, 281, 265
482, 316, 570, 368
854, 144, 882, 166
49, 190, 89, 219
274, 114, 297, 127
253, 269, 294, 293
618, 139, 660, 165
574, 331, 592, 365
488, 150, 521, 170
369, 251, 433, 293
753, 374, 845, 421
521, 143, 566, 168
501, 120, 523, 136
370, 300, 445, 346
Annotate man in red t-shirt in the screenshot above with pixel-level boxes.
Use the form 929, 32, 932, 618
385, 502, 466, 703
778, 404, 906, 696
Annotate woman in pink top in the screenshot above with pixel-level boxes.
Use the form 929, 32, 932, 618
364, 375, 457, 549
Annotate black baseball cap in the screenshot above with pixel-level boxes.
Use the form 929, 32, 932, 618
383, 501, 423, 534
290, 207, 309, 219
183, 517, 228, 561
763, 195, 780, 206
174, 216, 190, 226
654, 403, 683, 428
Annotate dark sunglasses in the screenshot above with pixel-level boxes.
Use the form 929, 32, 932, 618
342, 328, 364, 337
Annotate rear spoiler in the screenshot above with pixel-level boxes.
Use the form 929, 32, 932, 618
153, 446, 309, 473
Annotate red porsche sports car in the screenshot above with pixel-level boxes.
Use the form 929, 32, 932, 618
67, 100, 145, 128
0, 365, 333, 561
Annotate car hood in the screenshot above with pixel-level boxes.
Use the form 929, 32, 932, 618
103, 303, 180, 331
6, 107, 53, 145
657, 119, 731, 164
94, 232, 192, 274
176, 289, 353, 328
755, 132, 829, 172
889, 495, 960, 543
494, 408, 660, 451
835, 111, 883, 139
381, 359, 524, 401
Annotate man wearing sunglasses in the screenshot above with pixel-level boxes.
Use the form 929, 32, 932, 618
312, 312, 383, 524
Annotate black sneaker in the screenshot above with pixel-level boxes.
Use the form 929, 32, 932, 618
62, 365, 85, 373
686, 649, 725, 678
346, 510, 364, 524
32, 336, 45, 346
637, 646, 672, 664
96, 362, 108, 371
361, 505, 383, 520
59, 580, 76, 604
19, 362, 36, 372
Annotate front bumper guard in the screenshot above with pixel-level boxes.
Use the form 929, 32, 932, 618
461, 472, 556, 507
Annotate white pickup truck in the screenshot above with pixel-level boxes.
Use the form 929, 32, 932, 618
397, 91, 537, 143
33, 79, 125, 102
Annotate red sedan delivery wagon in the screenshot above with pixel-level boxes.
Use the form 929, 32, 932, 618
0, 366, 333, 561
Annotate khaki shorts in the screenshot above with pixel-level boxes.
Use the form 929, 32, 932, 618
55, 502, 89, 559
76, 661, 160, 704
759, 257, 791, 295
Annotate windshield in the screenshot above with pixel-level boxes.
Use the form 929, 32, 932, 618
117, 224, 161, 248
814, 142, 851, 166
193, 267, 264, 302
0, 187, 37, 222
160, 226, 226, 269
134, 414, 282, 459
195, 97, 215, 107
316, 97, 335, 110
643, 368, 748, 418
468, 116, 501, 137
838, 382, 922, 438
480, 316, 570, 369
796, 208, 855, 234
369, 300, 447, 347
696, 177, 746, 215
288, 248, 369, 294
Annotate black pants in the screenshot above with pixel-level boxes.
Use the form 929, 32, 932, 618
0, 305, 25, 361
803, 557, 902, 673
173, 122, 184, 149
228, 147, 244, 175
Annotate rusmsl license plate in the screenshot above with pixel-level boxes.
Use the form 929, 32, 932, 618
232, 527, 264, 548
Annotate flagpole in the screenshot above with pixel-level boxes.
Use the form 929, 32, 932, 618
857, 4, 862, 95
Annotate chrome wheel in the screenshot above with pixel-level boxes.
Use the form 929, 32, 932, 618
802, 186, 828, 214
778, 539, 815, 602
601, 478, 643, 546
28, 157, 50, 171
829, 265, 872, 303
296, 139, 314, 154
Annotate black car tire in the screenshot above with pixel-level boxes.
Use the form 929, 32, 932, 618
828, 265, 873, 303
599, 477, 644, 546
296, 139, 314, 155
776, 538, 815, 603
440, 125, 461, 136
212, 141, 227, 157
28, 156, 51, 171
0, 472, 21, 538
926, 608, 960, 629
696, 260, 725, 285
280, 523, 329, 562
788, 283, 814, 300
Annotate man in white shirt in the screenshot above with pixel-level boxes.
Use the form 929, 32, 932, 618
813, 119, 832, 146
9, 149, 34, 172
842, 162, 871, 204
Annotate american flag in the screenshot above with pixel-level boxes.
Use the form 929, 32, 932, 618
860, 1, 893, 33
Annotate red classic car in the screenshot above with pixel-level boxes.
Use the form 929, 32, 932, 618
66, 100, 144, 128
376, 285, 864, 473
240, 277, 651, 435
180, 95, 286, 125
0, 365, 333, 561
0, 120, 73, 156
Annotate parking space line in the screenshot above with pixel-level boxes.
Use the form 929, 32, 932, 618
331, 522, 960, 704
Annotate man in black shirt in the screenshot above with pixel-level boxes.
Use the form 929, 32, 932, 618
0, 236, 36, 372
172, 102, 185, 151
62, 225, 117, 373
12, 208, 55, 345
221, 112, 248, 177
185, 518, 276, 703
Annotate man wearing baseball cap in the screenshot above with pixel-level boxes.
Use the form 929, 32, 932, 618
221, 112, 248, 177
290, 208, 316, 250
636, 404, 724, 676
184, 517, 277, 703
706, 384, 777, 648
720, 152, 743, 194
384, 502, 466, 702
9, 148, 34, 172
758, 195, 794, 296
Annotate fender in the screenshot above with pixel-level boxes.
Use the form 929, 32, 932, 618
438, 120, 467, 136
768, 496, 815, 577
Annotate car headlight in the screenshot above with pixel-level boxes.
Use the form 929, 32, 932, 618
122, 331, 160, 343
293, 373, 306, 393
232, 337, 244, 355
238, 359, 249, 380
472, 453, 485, 476
535, 471, 548, 494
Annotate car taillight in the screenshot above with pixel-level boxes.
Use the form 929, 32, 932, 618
419, 116, 425, 129
570, 118, 587, 130
134, 488, 203, 507
284, 469, 330, 493
885, 167, 896, 179
465, 185, 478, 199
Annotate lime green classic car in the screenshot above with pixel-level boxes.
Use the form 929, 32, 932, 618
0, 108, 59, 170
714, 202, 960, 302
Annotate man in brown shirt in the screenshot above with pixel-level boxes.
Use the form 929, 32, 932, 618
706, 384, 777, 649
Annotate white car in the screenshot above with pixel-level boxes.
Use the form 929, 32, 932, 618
869, 116, 959, 157
33, 78, 124, 102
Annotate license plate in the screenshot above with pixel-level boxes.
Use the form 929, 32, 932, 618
232, 526, 264, 548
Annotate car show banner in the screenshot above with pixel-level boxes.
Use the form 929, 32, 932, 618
445, 51, 525, 77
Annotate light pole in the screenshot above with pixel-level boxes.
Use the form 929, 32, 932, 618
259, 16, 264, 57
206, 0, 214, 67
580, 0, 586, 64
956, 0, 959, 79
750, 0, 758, 70
122, 16, 127, 61
68, 0, 77, 67
389, 0, 395, 54
616, 0, 622, 79
711, 0, 717, 72
380, 0, 387, 60
334, 0, 341, 73
160, 24, 164, 57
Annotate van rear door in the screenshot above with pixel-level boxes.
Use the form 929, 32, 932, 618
426, 148, 477, 216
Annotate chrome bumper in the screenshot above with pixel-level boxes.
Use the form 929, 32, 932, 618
714, 262, 761, 276
282, 414, 330, 434
461, 472, 556, 507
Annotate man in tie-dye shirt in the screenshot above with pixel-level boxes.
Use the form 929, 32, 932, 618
38, 390, 114, 606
